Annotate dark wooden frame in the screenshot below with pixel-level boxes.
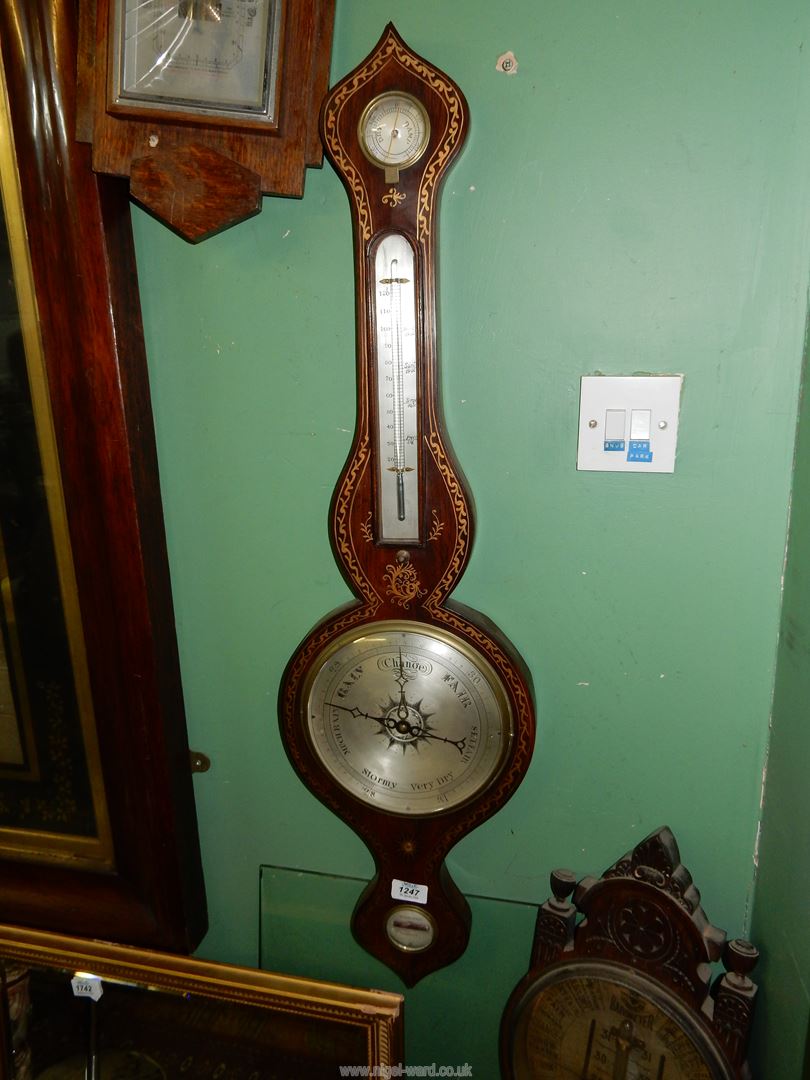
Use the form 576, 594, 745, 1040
0, 0, 206, 951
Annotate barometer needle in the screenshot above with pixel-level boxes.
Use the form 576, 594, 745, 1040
325, 701, 467, 753
611, 1020, 640, 1080
612, 1046, 631, 1080
580, 1018, 596, 1078
417, 729, 467, 752
386, 105, 402, 160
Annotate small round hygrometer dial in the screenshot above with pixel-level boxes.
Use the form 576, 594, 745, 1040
359, 92, 430, 169
303, 622, 513, 816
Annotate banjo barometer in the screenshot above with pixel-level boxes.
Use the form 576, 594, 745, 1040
279, 25, 535, 985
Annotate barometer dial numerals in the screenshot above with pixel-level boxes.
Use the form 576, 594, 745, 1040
359, 92, 430, 170
304, 623, 513, 815
511, 966, 725, 1080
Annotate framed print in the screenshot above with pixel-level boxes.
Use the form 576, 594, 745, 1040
0, 924, 404, 1078
0, 0, 206, 950
0, 98, 112, 867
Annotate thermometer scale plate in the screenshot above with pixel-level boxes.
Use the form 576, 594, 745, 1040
279, 25, 535, 985
373, 234, 419, 541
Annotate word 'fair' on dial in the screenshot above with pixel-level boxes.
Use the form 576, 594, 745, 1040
359, 92, 430, 169
304, 623, 513, 815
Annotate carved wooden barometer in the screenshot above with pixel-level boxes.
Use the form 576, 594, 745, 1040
279, 26, 535, 985
79, 0, 335, 240
500, 827, 759, 1079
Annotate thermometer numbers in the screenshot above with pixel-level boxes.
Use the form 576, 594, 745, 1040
374, 234, 420, 542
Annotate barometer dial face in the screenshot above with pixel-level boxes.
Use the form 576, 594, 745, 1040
507, 963, 733, 1080
359, 92, 430, 169
113, 0, 281, 119
303, 622, 513, 816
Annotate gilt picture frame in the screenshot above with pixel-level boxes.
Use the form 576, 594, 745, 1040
0, 924, 404, 1078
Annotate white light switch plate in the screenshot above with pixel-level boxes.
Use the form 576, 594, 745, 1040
577, 375, 683, 473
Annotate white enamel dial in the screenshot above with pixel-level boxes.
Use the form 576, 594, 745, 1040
303, 622, 513, 816
359, 92, 430, 169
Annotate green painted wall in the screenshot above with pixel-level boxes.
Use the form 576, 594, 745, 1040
131, 0, 810, 1070
751, 354, 810, 1077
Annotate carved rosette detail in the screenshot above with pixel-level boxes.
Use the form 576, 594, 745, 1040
584, 904, 701, 999
612, 900, 673, 962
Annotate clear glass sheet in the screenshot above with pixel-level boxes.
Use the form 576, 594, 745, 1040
260, 865, 539, 1076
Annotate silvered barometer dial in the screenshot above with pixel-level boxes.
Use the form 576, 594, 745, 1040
279, 25, 536, 985
359, 92, 430, 179
304, 623, 513, 815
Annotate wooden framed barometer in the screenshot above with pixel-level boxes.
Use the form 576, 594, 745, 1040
500, 827, 759, 1079
78, 0, 336, 241
279, 25, 536, 985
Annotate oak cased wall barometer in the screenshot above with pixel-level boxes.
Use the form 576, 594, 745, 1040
79, 0, 336, 241
500, 828, 759, 1079
279, 25, 536, 985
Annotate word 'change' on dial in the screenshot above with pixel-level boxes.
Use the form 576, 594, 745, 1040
305, 623, 513, 815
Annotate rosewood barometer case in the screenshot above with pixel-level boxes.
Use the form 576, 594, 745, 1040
279, 25, 535, 985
